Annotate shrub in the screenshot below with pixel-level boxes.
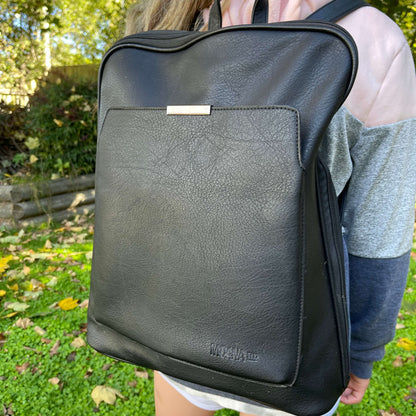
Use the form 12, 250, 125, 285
0, 101, 29, 179
24, 77, 97, 177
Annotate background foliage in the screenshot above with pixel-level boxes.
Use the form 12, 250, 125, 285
0, 0, 136, 92
23, 76, 97, 177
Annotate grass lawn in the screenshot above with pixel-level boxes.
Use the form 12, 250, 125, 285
0, 215, 415, 415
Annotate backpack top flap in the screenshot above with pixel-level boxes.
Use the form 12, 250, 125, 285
97, 22, 357, 166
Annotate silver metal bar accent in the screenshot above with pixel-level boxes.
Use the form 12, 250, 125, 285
167, 105, 211, 115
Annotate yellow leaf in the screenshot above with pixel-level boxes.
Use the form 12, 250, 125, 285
91, 385, 125, 407
20, 281, 33, 292
29, 155, 38, 164
0, 290, 6, 297
7, 284, 18, 292
53, 119, 63, 127
397, 338, 416, 351
58, 297, 79, 310
1, 312, 18, 319
0, 255, 14, 274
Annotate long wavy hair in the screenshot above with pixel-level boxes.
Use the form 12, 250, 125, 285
125, 0, 231, 35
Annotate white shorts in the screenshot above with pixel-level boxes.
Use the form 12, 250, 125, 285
160, 372, 340, 416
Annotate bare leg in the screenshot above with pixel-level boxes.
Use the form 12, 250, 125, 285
239, 413, 258, 416
154, 371, 217, 416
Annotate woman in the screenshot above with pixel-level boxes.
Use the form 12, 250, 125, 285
125, 1, 416, 415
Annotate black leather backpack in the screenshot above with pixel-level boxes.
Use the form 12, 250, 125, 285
87, 1, 368, 414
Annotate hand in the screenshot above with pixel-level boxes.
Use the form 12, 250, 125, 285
340, 374, 370, 405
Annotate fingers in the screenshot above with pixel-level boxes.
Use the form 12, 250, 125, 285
340, 374, 370, 405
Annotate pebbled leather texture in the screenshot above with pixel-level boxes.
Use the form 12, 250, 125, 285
93, 107, 302, 385
88, 20, 357, 416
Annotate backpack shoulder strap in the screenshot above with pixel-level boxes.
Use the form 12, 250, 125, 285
306, 0, 370, 22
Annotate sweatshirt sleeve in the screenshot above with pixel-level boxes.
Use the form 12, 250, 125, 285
321, 111, 416, 378
320, 7, 416, 378
342, 115, 416, 378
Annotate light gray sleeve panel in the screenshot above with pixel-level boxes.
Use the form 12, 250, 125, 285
341, 116, 416, 258
319, 107, 361, 196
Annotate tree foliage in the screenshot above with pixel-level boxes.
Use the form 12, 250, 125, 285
0, 0, 136, 92
0, 0, 57, 91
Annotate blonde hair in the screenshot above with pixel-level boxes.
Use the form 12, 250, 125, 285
125, 0, 231, 35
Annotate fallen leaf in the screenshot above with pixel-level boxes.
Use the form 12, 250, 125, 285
16, 362, 30, 374
7, 244, 17, 252
46, 276, 58, 287
30, 278, 45, 291
53, 118, 63, 127
31, 366, 40, 374
66, 351, 77, 362
2, 403, 14, 416
49, 340, 60, 356
396, 323, 406, 330
48, 377, 60, 385
23, 346, 41, 354
0, 255, 14, 274
23, 265, 31, 276
405, 387, 416, 404
29, 155, 38, 164
78, 299, 89, 309
6, 302, 29, 312
0, 332, 7, 349
392, 356, 404, 368
0, 290, 6, 297
70, 337, 86, 349
397, 338, 416, 351
378, 411, 395, 416
58, 297, 79, 310
128, 380, 138, 388
6, 283, 18, 292
1, 312, 18, 319
15, 317, 33, 329
84, 368, 93, 379
91, 385, 125, 406
134, 368, 149, 379
33, 326, 46, 336
22, 252, 57, 261
44, 240, 53, 249
19, 290, 42, 302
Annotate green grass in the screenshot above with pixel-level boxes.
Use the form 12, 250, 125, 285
0, 216, 415, 415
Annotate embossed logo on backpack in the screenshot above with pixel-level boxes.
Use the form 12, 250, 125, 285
210, 343, 259, 362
